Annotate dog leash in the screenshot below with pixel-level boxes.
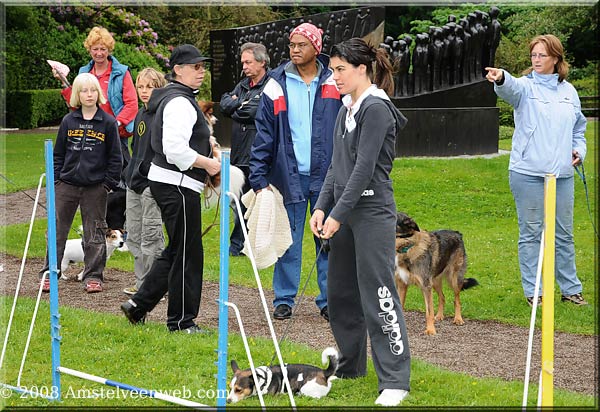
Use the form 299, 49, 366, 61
201, 189, 221, 238
269, 232, 330, 366
574, 162, 599, 240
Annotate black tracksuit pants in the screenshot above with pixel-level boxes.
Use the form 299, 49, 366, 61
132, 181, 204, 331
328, 204, 411, 392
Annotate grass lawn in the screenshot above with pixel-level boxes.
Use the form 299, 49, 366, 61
0, 297, 595, 408
1, 122, 596, 334
0, 122, 597, 408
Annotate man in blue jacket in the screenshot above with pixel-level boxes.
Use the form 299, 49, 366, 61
249, 23, 342, 321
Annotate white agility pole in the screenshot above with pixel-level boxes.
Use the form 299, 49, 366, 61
522, 230, 544, 409
228, 191, 297, 409
224, 301, 266, 410
58, 367, 211, 408
0, 174, 56, 400
17, 271, 49, 387
0, 174, 45, 370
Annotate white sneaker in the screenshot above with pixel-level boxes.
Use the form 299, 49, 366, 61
375, 389, 408, 406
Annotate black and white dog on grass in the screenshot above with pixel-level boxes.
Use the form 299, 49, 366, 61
227, 347, 339, 403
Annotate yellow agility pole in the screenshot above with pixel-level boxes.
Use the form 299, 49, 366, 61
540, 174, 556, 406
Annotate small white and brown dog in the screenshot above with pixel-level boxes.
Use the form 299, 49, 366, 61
197, 100, 218, 136
60, 229, 125, 281
203, 165, 246, 210
196, 101, 246, 210
227, 347, 338, 403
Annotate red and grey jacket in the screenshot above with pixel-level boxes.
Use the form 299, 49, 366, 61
249, 54, 342, 205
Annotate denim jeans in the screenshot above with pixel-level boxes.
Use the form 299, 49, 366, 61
509, 171, 582, 297
273, 174, 328, 310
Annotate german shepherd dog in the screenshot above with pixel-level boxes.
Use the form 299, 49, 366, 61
394, 211, 478, 335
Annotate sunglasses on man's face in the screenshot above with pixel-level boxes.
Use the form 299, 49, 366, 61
182, 63, 207, 71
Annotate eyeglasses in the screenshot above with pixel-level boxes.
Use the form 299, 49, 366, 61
530, 53, 549, 59
288, 42, 310, 50
182, 63, 207, 71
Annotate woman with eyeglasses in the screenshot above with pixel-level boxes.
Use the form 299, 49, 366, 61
120, 44, 221, 334
485, 34, 588, 307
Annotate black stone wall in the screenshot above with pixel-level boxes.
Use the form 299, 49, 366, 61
209, 6, 501, 157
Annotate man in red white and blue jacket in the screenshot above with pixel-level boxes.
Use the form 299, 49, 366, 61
249, 23, 342, 322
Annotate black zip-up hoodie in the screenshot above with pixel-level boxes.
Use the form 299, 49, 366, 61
315, 95, 407, 223
54, 107, 122, 190
219, 72, 270, 167
147, 81, 211, 184
123, 107, 154, 193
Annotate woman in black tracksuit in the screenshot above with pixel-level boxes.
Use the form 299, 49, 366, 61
310, 38, 411, 407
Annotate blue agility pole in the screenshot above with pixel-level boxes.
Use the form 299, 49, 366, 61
45, 139, 62, 400
57, 367, 211, 408
44, 140, 210, 408
216, 150, 231, 409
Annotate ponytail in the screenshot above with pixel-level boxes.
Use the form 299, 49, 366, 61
331, 38, 395, 96
373, 47, 395, 96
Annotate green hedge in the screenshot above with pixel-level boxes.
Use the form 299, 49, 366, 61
497, 98, 515, 128
6, 89, 68, 129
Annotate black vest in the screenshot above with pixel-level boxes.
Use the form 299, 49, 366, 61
150, 81, 211, 183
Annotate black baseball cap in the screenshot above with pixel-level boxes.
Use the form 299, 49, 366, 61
169, 44, 213, 67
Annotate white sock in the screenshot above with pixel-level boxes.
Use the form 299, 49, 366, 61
375, 389, 408, 406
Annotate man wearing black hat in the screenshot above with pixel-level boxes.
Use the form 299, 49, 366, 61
120, 44, 221, 333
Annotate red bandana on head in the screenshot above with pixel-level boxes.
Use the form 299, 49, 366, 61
290, 23, 323, 54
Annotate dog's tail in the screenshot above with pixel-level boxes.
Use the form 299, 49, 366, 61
321, 347, 339, 379
461, 277, 479, 290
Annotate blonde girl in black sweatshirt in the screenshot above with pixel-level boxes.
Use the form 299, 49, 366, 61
40, 72, 122, 293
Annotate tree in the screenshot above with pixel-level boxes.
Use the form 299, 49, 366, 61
494, 5, 597, 75
132, 5, 284, 54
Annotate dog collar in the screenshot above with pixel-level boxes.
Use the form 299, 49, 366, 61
254, 366, 272, 395
399, 243, 414, 254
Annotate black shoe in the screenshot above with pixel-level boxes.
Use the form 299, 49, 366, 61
120, 299, 146, 324
273, 304, 292, 320
320, 306, 329, 322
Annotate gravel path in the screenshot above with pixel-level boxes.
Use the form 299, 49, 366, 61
1, 189, 597, 397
